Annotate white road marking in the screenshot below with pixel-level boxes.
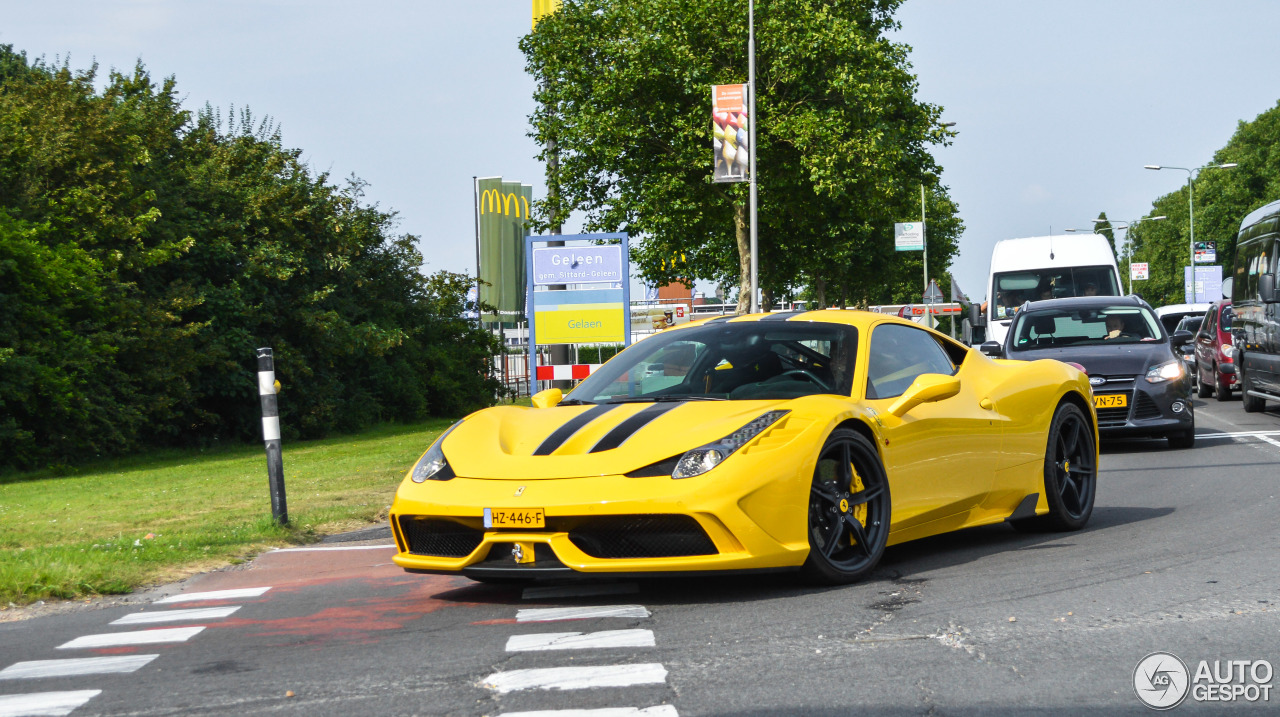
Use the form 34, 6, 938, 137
1194, 430, 1280, 439
57, 626, 204, 649
482, 664, 668, 693
154, 586, 270, 604
501, 707, 678, 717
1255, 434, 1280, 450
523, 583, 639, 600
270, 544, 395, 553
0, 655, 158, 680
506, 629, 655, 652
516, 605, 650, 622
0, 690, 101, 717
110, 606, 240, 625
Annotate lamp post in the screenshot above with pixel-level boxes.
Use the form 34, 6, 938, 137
919, 121, 955, 330
1065, 215, 1167, 294
748, 0, 758, 313
1143, 163, 1237, 269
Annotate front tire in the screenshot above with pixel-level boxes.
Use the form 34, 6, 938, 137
1241, 357, 1265, 413
1197, 367, 1214, 398
1013, 402, 1096, 532
1214, 369, 1231, 402
801, 428, 891, 585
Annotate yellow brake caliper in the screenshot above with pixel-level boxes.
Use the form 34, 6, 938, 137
849, 463, 868, 546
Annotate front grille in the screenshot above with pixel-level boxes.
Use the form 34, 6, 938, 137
1095, 391, 1132, 427
398, 517, 483, 558
569, 515, 718, 559
1132, 391, 1163, 420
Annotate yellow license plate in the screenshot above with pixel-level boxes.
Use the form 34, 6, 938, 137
484, 508, 545, 529
1093, 394, 1128, 408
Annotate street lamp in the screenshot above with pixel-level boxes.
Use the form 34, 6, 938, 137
1144, 163, 1238, 269
1102, 216, 1167, 294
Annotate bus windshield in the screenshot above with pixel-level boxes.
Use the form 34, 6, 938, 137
990, 265, 1120, 320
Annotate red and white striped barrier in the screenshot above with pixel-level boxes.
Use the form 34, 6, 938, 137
535, 364, 602, 381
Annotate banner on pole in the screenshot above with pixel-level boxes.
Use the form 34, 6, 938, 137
1184, 265, 1222, 304
1130, 262, 1149, 281
477, 177, 533, 327
895, 222, 925, 252
712, 84, 750, 183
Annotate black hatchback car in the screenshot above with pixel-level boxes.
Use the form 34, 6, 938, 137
981, 296, 1196, 448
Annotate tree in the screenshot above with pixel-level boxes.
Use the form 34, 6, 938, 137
1130, 100, 1280, 306
521, 0, 961, 312
1093, 212, 1115, 258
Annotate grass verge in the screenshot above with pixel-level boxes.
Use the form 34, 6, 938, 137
0, 418, 452, 607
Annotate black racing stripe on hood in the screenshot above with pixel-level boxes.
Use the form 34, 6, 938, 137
533, 404, 618, 456
588, 402, 683, 453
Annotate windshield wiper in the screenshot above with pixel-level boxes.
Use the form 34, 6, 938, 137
606, 395, 727, 404
556, 398, 595, 406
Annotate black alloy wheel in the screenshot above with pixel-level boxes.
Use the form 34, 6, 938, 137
801, 428, 891, 584
1013, 402, 1096, 532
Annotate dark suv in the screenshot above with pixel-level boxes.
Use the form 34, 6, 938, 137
981, 296, 1196, 448
1230, 198, 1280, 412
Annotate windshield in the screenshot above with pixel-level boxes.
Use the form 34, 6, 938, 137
1010, 305, 1165, 350
566, 322, 858, 403
990, 266, 1120, 320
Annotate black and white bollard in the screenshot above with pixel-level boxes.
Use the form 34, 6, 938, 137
256, 347, 288, 525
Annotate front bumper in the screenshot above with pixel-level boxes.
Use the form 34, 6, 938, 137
388, 449, 817, 578
1094, 378, 1193, 438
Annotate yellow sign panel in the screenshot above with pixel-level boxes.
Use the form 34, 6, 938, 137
536, 307, 626, 344
532, 0, 561, 29
480, 188, 529, 219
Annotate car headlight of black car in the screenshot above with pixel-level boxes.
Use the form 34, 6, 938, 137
410, 422, 462, 482
672, 410, 789, 479
1144, 360, 1185, 384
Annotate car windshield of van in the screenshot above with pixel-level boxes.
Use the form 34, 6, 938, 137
1010, 306, 1164, 350
990, 266, 1120, 320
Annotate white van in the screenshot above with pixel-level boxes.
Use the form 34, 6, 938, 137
985, 234, 1123, 345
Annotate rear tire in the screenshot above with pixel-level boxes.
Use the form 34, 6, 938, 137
1214, 370, 1231, 402
801, 428, 891, 585
1192, 363, 1213, 396
1012, 402, 1095, 533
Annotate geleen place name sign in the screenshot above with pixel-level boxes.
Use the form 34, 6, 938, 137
532, 245, 624, 285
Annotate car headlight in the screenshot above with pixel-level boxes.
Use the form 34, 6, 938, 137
1144, 360, 1184, 384
1221, 344, 1235, 359
410, 422, 462, 482
672, 410, 789, 479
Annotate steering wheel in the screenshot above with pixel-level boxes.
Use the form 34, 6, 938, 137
775, 369, 833, 391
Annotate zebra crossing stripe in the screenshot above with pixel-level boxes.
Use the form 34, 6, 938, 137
57, 626, 204, 650
505, 629, 655, 652
0, 656, 158, 680
516, 605, 650, 622
0, 690, 101, 717
500, 707, 678, 717
111, 606, 239, 625
154, 586, 270, 604
482, 663, 668, 693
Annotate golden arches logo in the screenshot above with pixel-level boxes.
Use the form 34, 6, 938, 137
480, 189, 530, 219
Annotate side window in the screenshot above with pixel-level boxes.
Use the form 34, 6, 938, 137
865, 324, 956, 400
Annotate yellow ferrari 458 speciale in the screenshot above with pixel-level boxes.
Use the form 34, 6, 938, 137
390, 310, 1098, 584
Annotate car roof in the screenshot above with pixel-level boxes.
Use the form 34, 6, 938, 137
1017, 295, 1151, 312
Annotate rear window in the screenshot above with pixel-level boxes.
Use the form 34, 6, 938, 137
1221, 305, 1234, 330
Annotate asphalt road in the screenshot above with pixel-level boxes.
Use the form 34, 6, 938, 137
2, 396, 1278, 716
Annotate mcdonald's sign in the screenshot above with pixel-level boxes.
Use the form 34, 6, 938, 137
480, 188, 530, 219
532, 0, 561, 29
476, 177, 534, 326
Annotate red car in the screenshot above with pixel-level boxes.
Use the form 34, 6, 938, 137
1195, 300, 1236, 400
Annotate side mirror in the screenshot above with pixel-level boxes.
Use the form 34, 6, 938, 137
531, 388, 563, 409
1170, 330, 1194, 347
1261, 273, 1277, 304
887, 374, 962, 418
968, 303, 987, 327
979, 341, 1003, 358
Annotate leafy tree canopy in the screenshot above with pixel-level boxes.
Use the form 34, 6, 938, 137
521, 0, 962, 311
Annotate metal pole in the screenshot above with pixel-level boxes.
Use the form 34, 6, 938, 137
256, 347, 287, 525
748, 0, 759, 314
473, 176, 482, 328
1187, 169, 1195, 272
921, 183, 930, 329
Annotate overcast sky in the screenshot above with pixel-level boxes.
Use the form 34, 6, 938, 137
5, 1, 1280, 302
